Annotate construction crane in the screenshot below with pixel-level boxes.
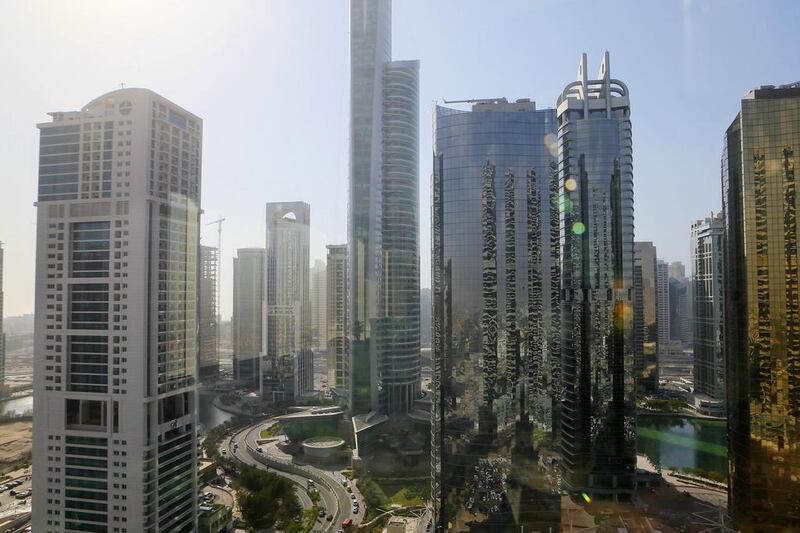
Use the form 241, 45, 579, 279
205, 218, 225, 355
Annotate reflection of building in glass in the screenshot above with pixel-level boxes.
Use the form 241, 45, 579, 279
691, 213, 725, 414
263, 202, 311, 401
557, 52, 636, 500
432, 97, 560, 531
349, 0, 420, 417
233, 248, 264, 389
326, 244, 348, 396
311, 259, 327, 351
32, 89, 201, 531
722, 83, 800, 531
198, 244, 219, 381
634, 241, 658, 392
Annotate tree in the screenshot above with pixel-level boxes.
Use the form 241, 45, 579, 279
236, 465, 301, 529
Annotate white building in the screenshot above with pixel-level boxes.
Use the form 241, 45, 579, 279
232, 248, 265, 390
656, 259, 671, 350
310, 259, 327, 351
32, 88, 201, 532
262, 202, 312, 401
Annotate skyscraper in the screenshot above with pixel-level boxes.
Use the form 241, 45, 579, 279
310, 259, 327, 351
198, 244, 219, 381
668, 261, 692, 346
32, 88, 201, 532
348, 0, 420, 416
634, 241, 658, 391
263, 202, 311, 401
690, 213, 725, 415
722, 83, 800, 530
233, 248, 265, 389
557, 52, 636, 500
431, 98, 560, 531
656, 259, 670, 349
326, 244, 348, 397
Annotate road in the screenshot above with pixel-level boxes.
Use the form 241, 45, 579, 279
222, 419, 364, 531
223, 426, 333, 531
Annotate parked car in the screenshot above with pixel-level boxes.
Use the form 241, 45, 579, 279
326, 514, 333, 522
341, 518, 353, 528
9, 490, 16, 496
256, 446, 263, 453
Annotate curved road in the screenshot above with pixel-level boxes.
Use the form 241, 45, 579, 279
222, 420, 363, 531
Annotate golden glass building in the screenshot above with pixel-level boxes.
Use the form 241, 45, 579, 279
722, 83, 800, 531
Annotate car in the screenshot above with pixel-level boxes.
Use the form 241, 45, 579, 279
256, 446, 263, 453
341, 479, 348, 487
326, 514, 333, 522
307, 479, 315, 486
346, 486, 352, 493
221, 449, 227, 455
341, 518, 353, 528
352, 506, 359, 514
15, 493, 27, 500
17, 500, 26, 506
9, 490, 16, 496
350, 494, 356, 500
318, 509, 326, 517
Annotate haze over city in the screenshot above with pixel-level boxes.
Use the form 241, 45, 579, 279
2, 0, 799, 319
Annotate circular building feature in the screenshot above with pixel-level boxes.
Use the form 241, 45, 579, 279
301, 437, 345, 461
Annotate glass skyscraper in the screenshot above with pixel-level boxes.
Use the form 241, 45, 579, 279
722, 83, 800, 531
233, 247, 265, 389
431, 98, 560, 531
557, 52, 636, 500
348, 0, 420, 416
262, 202, 312, 401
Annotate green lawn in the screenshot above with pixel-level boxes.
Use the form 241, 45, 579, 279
259, 424, 282, 439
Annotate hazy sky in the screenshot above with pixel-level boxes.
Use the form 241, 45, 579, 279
1, 0, 799, 319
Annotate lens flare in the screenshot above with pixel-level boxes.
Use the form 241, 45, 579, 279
581, 492, 592, 503
565, 178, 577, 191
572, 221, 586, 235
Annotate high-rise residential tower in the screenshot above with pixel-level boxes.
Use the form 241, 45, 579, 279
431, 98, 560, 531
722, 83, 800, 530
326, 244, 348, 396
668, 262, 692, 346
691, 213, 725, 415
32, 88, 201, 532
656, 259, 670, 349
263, 202, 311, 401
232, 248, 265, 389
198, 245, 219, 381
348, 0, 420, 416
634, 241, 658, 391
557, 52, 636, 500
310, 259, 327, 351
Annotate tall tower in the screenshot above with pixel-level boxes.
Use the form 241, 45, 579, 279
634, 241, 658, 392
32, 88, 202, 532
656, 259, 670, 350
348, 0, 420, 416
557, 52, 636, 500
263, 202, 311, 401
198, 245, 219, 381
722, 83, 800, 531
326, 244, 348, 397
310, 259, 327, 351
432, 98, 561, 531
232, 248, 265, 390
690, 213, 725, 415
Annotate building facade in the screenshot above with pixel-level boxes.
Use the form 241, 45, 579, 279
656, 259, 670, 350
232, 248, 264, 390
722, 83, 800, 530
668, 270, 692, 346
348, 0, 421, 416
557, 52, 636, 500
198, 245, 218, 381
634, 241, 658, 392
431, 98, 561, 531
690, 213, 725, 413
326, 244, 348, 396
32, 88, 201, 532
310, 259, 327, 351
263, 202, 311, 401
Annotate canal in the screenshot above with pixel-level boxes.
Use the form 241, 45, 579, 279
637, 414, 728, 477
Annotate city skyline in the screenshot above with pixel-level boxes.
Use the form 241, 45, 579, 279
3, 1, 800, 320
